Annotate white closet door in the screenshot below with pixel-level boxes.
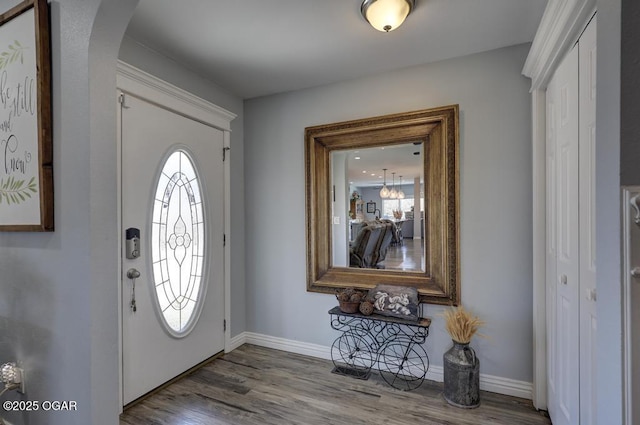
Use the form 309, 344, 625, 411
578, 17, 597, 425
545, 69, 558, 421
547, 45, 580, 425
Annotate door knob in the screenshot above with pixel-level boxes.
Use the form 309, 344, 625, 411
559, 274, 567, 285
127, 268, 140, 279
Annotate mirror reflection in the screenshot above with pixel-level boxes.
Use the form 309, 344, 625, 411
331, 142, 425, 272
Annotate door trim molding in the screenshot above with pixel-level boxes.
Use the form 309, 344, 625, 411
530, 88, 547, 410
116, 61, 236, 407
223, 130, 232, 353
523, 0, 596, 90
116, 61, 236, 131
622, 186, 639, 425
522, 1, 596, 411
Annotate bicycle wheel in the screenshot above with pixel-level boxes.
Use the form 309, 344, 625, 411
378, 341, 429, 390
331, 332, 374, 378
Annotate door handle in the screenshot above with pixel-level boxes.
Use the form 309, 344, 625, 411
631, 267, 640, 278
126, 268, 140, 313
559, 274, 567, 285
127, 268, 140, 279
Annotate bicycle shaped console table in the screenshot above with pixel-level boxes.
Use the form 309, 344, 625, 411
329, 306, 431, 391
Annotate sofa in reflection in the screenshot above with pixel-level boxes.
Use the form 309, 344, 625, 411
349, 220, 398, 268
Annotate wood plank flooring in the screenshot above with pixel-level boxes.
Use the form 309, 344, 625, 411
120, 344, 550, 425
382, 239, 424, 271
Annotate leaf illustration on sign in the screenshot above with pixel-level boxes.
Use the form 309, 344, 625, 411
0, 40, 25, 70
0, 176, 36, 205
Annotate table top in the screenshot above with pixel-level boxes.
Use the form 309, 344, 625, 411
329, 306, 432, 328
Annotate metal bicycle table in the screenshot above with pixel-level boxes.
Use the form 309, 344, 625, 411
329, 306, 431, 391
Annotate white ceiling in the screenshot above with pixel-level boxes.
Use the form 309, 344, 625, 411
125, 0, 548, 99
346, 142, 423, 188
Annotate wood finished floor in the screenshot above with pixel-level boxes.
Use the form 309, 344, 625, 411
120, 344, 550, 425
381, 239, 424, 271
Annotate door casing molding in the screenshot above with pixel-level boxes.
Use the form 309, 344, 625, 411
622, 186, 640, 425
523, 0, 597, 91
522, 0, 596, 410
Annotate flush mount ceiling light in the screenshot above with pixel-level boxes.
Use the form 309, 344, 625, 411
361, 0, 415, 32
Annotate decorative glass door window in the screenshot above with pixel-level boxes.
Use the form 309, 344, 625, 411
151, 149, 206, 336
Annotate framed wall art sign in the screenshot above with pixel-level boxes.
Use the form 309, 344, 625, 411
0, 0, 52, 231
366, 201, 376, 214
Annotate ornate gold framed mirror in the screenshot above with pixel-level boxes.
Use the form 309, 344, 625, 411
305, 105, 459, 305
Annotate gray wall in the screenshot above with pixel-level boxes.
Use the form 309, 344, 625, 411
620, 0, 640, 185
596, 0, 622, 422
244, 44, 534, 382
619, 1, 640, 417
0, 1, 626, 424
0, 0, 138, 424
118, 36, 247, 338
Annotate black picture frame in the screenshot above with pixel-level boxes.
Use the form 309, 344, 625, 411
366, 201, 376, 214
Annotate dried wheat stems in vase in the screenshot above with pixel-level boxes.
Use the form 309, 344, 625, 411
443, 305, 484, 344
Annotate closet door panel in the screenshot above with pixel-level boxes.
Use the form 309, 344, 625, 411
545, 86, 558, 407
579, 16, 597, 425
548, 45, 580, 425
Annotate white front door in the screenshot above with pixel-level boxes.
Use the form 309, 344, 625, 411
120, 92, 225, 405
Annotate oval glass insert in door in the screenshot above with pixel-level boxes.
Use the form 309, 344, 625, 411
151, 149, 207, 337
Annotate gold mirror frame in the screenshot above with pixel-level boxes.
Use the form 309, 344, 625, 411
305, 105, 459, 305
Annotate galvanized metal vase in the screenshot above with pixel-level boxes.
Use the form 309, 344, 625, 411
443, 340, 480, 408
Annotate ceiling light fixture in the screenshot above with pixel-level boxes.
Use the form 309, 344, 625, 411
380, 168, 390, 198
361, 0, 415, 33
389, 172, 398, 199
398, 175, 405, 199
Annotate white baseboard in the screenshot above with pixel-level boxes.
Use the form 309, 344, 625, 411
227, 332, 246, 353
244, 332, 332, 360
227, 332, 533, 400
477, 373, 533, 400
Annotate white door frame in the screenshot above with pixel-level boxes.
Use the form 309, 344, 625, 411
622, 186, 640, 425
522, 0, 596, 410
116, 61, 236, 409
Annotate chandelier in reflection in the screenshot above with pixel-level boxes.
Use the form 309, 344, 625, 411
398, 175, 405, 199
379, 168, 390, 198
389, 172, 398, 199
